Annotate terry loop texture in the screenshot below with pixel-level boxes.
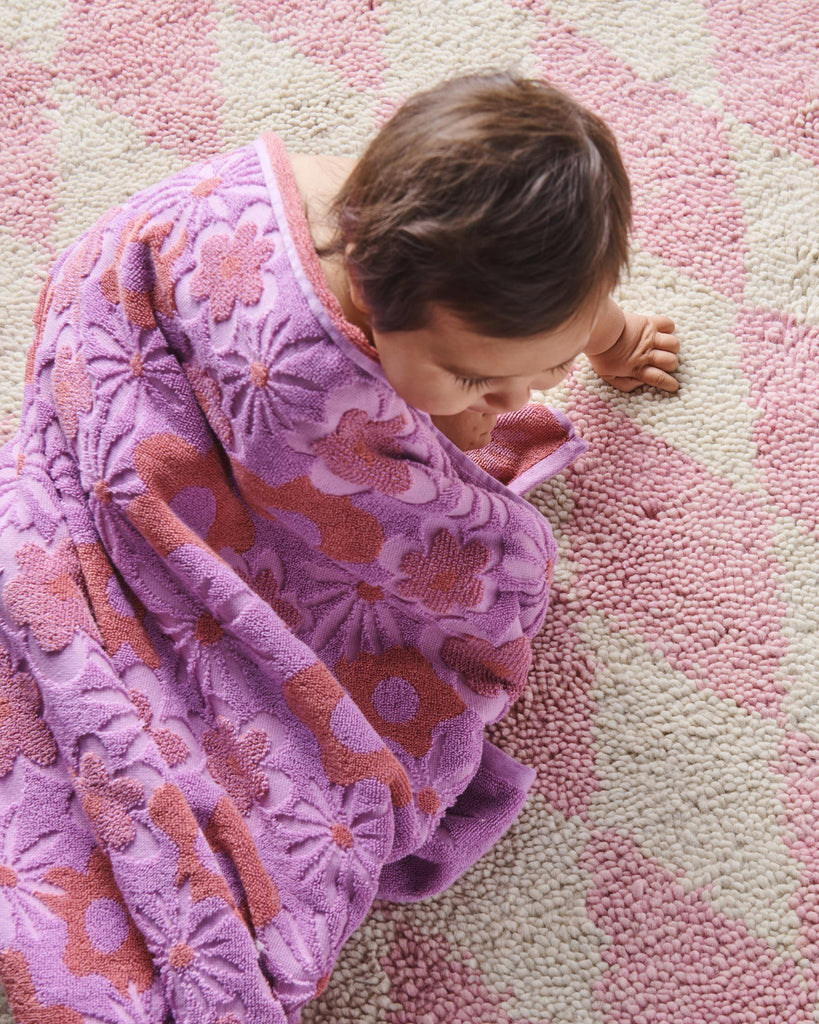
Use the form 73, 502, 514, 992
0, 124, 590, 1023
1, 1, 817, 1023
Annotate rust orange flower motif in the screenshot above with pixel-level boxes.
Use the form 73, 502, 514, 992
190, 222, 273, 322
100, 212, 187, 329
335, 647, 465, 759
184, 360, 234, 448
0, 950, 84, 1024
53, 344, 93, 440
283, 663, 411, 809
313, 409, 412, 494
129, 690, 189, 767
148, 784, 234, 907
4, 540, 100, 652
249, 568, 301, 631
39, 847, 153, 994
76, 752, 144, 850
203, 717, 271, 813
398, 529, 490, 614
441, 634, 532, 701
53, 212, 114, 316
0, 648, 57, 777
129, 432, 256, 558
205, 796, 280, 929
76, 542, 161, 668
191, 175, 222, 198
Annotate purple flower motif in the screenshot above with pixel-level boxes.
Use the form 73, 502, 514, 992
299, 559, 404, 660
131, 883, 256, 1022
219, 311, 328, 434
277, 777, 391, 911
189, 223, 273, 322
259, 904, 352, 1012
0, 773, 87, 948
84, 305, 187, 424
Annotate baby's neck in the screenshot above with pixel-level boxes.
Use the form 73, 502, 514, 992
288, 151, 372, 338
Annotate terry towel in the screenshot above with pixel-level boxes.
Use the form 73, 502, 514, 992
0, 134, 584, 1023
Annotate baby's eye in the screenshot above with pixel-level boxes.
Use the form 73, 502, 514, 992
454, 375, 492, 390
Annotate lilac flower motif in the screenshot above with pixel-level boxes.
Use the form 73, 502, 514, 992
277, 777, 391, 911
248, 564, 302, 632
78, 982, 169, 1024
0, 822, 55, 946
261, 904, 352, 1012
298, 559, 405, 660
132, 885, 259, 1023
189, 223, 273, 322
0, 770, 90, 948
219, 311, 328, 433
84, 304, 187, 420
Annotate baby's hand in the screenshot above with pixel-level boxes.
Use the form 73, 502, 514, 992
587, 312, 680, 393
431, 409, 498, 450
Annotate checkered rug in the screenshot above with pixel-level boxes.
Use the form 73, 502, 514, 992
1, 2, 816, 1021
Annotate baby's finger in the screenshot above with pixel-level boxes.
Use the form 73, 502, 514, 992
602, 374, 644, 392
652, 315, 675, 334
647, 348, 679, 372
654, 331, 680, 352
639, 364, 680, 392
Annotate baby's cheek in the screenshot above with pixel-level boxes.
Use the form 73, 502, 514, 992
532, 372, 562, 392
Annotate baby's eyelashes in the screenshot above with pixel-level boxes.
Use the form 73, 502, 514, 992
454, 375, 494, 390
550, 357, 576, 376
452, 356, 576, 395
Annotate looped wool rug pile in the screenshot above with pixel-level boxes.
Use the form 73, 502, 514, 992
1, 2, 817, 1022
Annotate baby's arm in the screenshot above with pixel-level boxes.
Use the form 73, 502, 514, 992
585, 298, 680, 393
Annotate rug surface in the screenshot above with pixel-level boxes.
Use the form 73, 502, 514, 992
1, 1, 817, 1022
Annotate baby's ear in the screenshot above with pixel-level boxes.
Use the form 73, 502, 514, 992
345, 260, 370, 316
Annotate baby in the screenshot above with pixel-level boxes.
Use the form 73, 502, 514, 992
290, 70, 678, 451
0, 71, 680, 1023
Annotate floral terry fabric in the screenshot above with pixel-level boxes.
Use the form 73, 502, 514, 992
0, 134, 584, 1023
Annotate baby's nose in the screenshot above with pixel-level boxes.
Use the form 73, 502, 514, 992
484, 383, 531, 413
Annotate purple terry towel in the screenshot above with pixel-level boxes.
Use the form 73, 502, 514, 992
0, 134, 585, 1023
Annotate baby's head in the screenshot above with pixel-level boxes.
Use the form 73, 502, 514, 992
321, 71, 632, 415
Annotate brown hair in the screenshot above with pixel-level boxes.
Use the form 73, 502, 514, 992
318, 70, 632, 338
